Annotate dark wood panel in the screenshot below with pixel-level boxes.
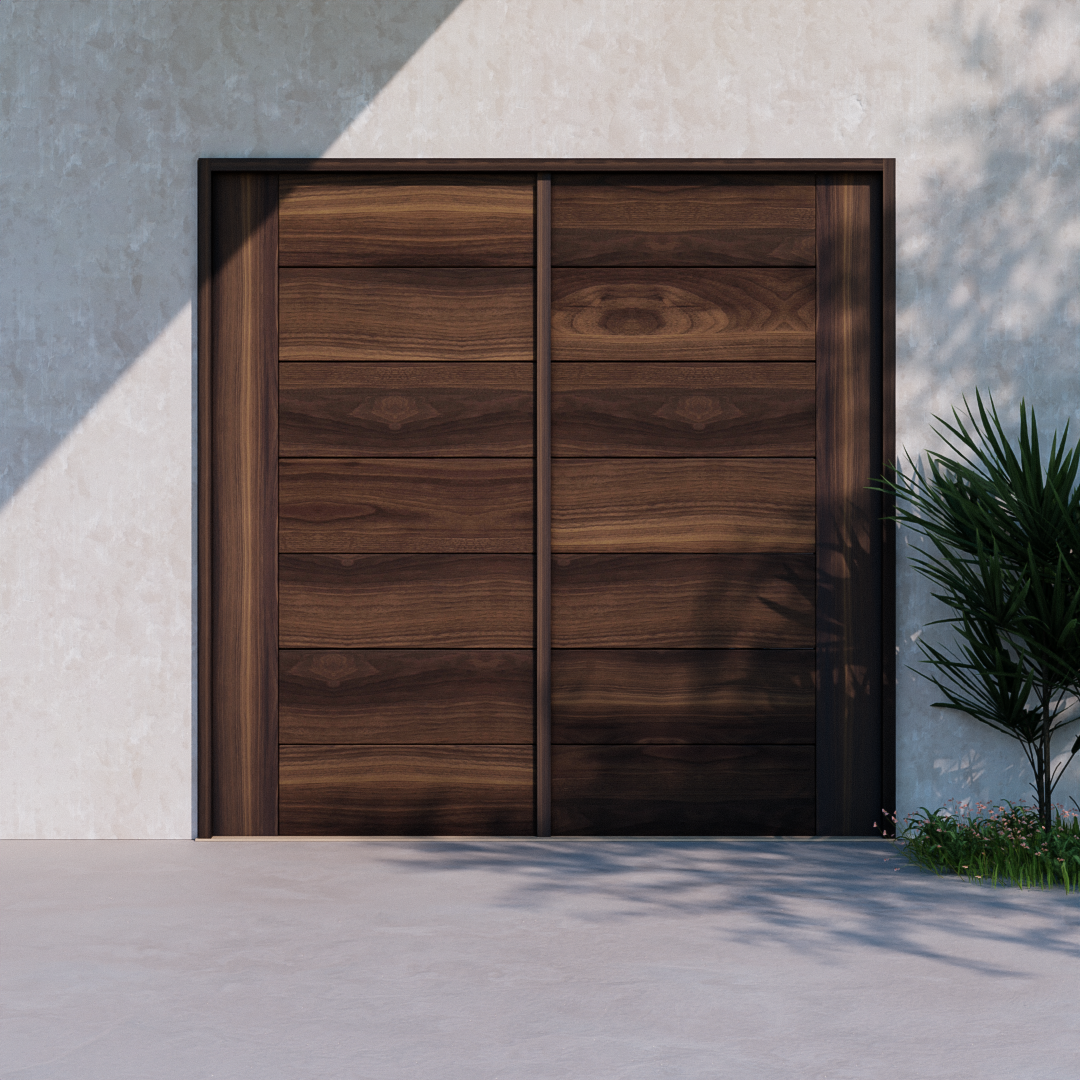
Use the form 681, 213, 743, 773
279, 745, 535, 835
552, 460, 815, 553
553, 362, 815, 456
551, 650, 814, 744
279, 362, 533, 458
279, 554, 533, 648
209, 172, 278, 836
551, 270, 815, 362
551, 745, 815, 835
279, 460, 533, 553
552, 554, 815, 648
536, 174, 553, 837
279, 269, 533, 362
552, 174, 815, 266
278, 173, 535, 266
279, 650, 534, 744
816, 173, 884, 836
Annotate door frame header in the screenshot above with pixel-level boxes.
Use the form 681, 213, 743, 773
201, 157, 892, 173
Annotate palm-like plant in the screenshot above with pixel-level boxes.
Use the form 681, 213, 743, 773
878, 392, 1080, 830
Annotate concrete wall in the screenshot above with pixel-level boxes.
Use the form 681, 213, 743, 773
3, 0, 1078, 837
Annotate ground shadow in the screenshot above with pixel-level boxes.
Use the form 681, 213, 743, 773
375, 839, 1080, 974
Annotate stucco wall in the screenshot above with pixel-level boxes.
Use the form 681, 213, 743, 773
3, 0, 1078, 837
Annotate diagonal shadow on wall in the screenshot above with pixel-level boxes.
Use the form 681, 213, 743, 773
0, 0, 464, 508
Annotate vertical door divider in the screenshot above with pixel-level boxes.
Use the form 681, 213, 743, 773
535, 173, 553, 836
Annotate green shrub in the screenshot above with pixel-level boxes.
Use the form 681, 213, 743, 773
898, 801, 1080, 890
875, 392, 1080, 830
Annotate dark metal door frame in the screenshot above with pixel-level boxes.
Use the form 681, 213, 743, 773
198, 158, 896, 838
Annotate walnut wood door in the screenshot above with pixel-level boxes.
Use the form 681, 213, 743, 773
547, 174, 819, 834
200, 161, 893, 838
274, 174, 537, 834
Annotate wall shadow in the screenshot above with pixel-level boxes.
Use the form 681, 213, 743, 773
1, 0, 464, 507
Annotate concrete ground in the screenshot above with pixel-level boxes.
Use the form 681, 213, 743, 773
1, 839, 1077, 1080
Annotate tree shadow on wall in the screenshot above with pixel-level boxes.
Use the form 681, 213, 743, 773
895, 2, 1080, 805
898, 2, 1080, 437
0, 0, 464, 507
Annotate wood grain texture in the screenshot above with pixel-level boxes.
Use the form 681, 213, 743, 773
278, 173, 535, 266
551, 459, 815, 553
552, 270, 815, 362
279, 459, 534, 553
552, 554, 815, 648
279, 650, 534, 744
816, 173, 884, 836
279, 362, 533, 458
552, 174, 815, 267
551, 650, 815, 744
209, 172, 279, 836
536, 174, 553, 837
552, 362, 815, 457
279, 554, 533, 648
551, 745, 815, 835
280, 745, 535, 835
279, 269, 533, 362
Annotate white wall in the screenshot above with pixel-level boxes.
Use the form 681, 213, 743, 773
3, 0, 1078, 837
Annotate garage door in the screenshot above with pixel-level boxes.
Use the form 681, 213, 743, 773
200, 161, 893, 837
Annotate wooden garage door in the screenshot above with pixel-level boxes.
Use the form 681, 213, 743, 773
200, 161, 893, 838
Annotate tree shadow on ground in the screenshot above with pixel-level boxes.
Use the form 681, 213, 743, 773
375, 839, 1080, 976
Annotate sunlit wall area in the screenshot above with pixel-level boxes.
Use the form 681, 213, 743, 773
2, 0, 1077, 837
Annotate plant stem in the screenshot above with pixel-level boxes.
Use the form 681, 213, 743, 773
1041, 672, 1052, 831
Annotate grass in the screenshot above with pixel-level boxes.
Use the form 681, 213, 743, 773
895, 801, 1080, 890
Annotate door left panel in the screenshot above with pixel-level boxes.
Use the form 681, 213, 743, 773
208, 173, 280, 836
275, 173, 537, 835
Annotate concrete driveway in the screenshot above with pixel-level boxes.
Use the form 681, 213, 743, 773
2, 839, 1077, 1079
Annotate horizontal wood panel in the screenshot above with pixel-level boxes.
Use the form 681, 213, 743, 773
280, 362, 534, 458
552, 554, 815, 648
280, 745, 534, 835
552, 460, 815, 552
551, 745, 815, 835
279, 650, 534, 744
551, 650, 815, 744
279, 173, 535, 266
552, 174, 815, 266
552, 270, 815, 362
280, 554, 534, 648
279, 269, 533, 362
553, 362, 814, 456
279, 460, 534, 553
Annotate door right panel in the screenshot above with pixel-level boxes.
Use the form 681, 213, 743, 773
549, 173, 819, 835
